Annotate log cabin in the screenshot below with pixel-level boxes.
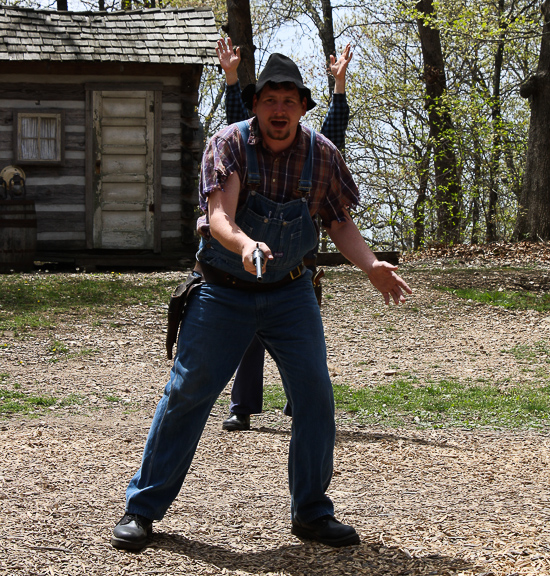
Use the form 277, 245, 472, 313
0, 5, 218, 270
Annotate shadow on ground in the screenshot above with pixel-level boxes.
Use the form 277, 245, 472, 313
149, 534, 473, 575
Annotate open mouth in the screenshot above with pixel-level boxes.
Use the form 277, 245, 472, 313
270, 119, 288, 129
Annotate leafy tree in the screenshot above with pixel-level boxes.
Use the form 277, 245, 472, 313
341, 0, 538, 248
516, 0, 550, 240
415, 0, 462, 245
434, 0, 538, 243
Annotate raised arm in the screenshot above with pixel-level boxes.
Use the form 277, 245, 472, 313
321, 44, 353, 149
326, 212, 412, 305
216, 37, 250, 125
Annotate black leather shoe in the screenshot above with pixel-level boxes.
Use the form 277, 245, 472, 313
291, 515, 360, 547
111, 513, 153, 551
222, 412, 250, 431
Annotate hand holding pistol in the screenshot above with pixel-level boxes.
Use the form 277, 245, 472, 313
252, 244, 264, 282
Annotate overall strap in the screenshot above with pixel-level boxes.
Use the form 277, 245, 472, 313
297, 129, 316, 197
236, 120, 260, 189
238, 121, 316, 197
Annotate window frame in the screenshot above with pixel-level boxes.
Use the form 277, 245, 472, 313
14, 110, 65, 166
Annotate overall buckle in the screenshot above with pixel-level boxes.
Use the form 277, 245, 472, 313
289, 266, 303, 280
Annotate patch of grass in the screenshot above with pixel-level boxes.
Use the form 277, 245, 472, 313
1, 390, 57, 412
0, 375, 82, 416
0, 273, 175, 332
506, 341, 550, 363
45, 339, 98, 364
0, 386, 54, 415
263, 384, 288, 410
261, 378, 550, 429
437, 286, 550, 312
343, 379, 550, 428
48, 340, 69, 356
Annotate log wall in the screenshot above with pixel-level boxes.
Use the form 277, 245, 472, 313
0, 65, 202, 258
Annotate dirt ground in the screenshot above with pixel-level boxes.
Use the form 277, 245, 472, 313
1, 246, 550, 576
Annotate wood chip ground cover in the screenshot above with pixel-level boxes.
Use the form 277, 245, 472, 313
1, 250, 550, 575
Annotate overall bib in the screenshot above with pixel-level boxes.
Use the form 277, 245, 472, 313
125, 121, 336, 524
197, 121, 319, 284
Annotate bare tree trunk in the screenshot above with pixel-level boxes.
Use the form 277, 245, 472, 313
304, 0, 337, 95
402, 106, 431, 250
486, 0, 506, 242
302, 0, 338, 254
516, 0, 550, 240
57, 0, 68, 10
486, 46, 504, 242
471, 136, 482, 245
413, 148, 431, 250
224, 0, 256, 89
416, 0, 462, 245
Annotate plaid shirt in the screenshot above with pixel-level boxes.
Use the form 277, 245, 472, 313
320, 93, 349, 150
199, 118, 359, 231
224, 82, 349, 150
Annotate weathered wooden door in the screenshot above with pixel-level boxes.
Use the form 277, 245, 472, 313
92, 90, 155, 250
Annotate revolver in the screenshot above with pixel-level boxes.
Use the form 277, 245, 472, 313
252, 244, 264, 282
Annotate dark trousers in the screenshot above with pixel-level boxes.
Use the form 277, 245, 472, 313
229, 335, 265, 414
229, 335, 292, 416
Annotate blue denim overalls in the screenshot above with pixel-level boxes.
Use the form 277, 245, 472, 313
197, 121, 319, 283
125, 121, 336, 525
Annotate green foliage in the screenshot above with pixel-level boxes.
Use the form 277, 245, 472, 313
246, 0, 539, 249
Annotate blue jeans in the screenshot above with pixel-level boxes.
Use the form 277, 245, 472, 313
126, 273, 335, 523
230, 255, 319, 417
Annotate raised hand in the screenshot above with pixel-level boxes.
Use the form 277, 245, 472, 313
329, 43, 353, 93
216, 38, 241, 85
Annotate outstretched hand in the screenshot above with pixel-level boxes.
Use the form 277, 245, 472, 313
367, 260, 413, 305
216, 38, 241, 85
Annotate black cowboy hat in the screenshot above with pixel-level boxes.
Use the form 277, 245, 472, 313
241, 53, 317, 111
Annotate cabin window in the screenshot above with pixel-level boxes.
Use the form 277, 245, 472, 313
15, 112, 64, 164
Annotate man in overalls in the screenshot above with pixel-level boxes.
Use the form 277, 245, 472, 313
112, 53, 411, 552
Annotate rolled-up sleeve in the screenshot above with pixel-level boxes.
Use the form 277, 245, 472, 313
199, 125, 245, 212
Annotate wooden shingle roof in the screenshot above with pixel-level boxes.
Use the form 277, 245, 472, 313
0, 5, 219, 64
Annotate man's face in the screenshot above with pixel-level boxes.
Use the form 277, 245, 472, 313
252, 84, 307, 152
